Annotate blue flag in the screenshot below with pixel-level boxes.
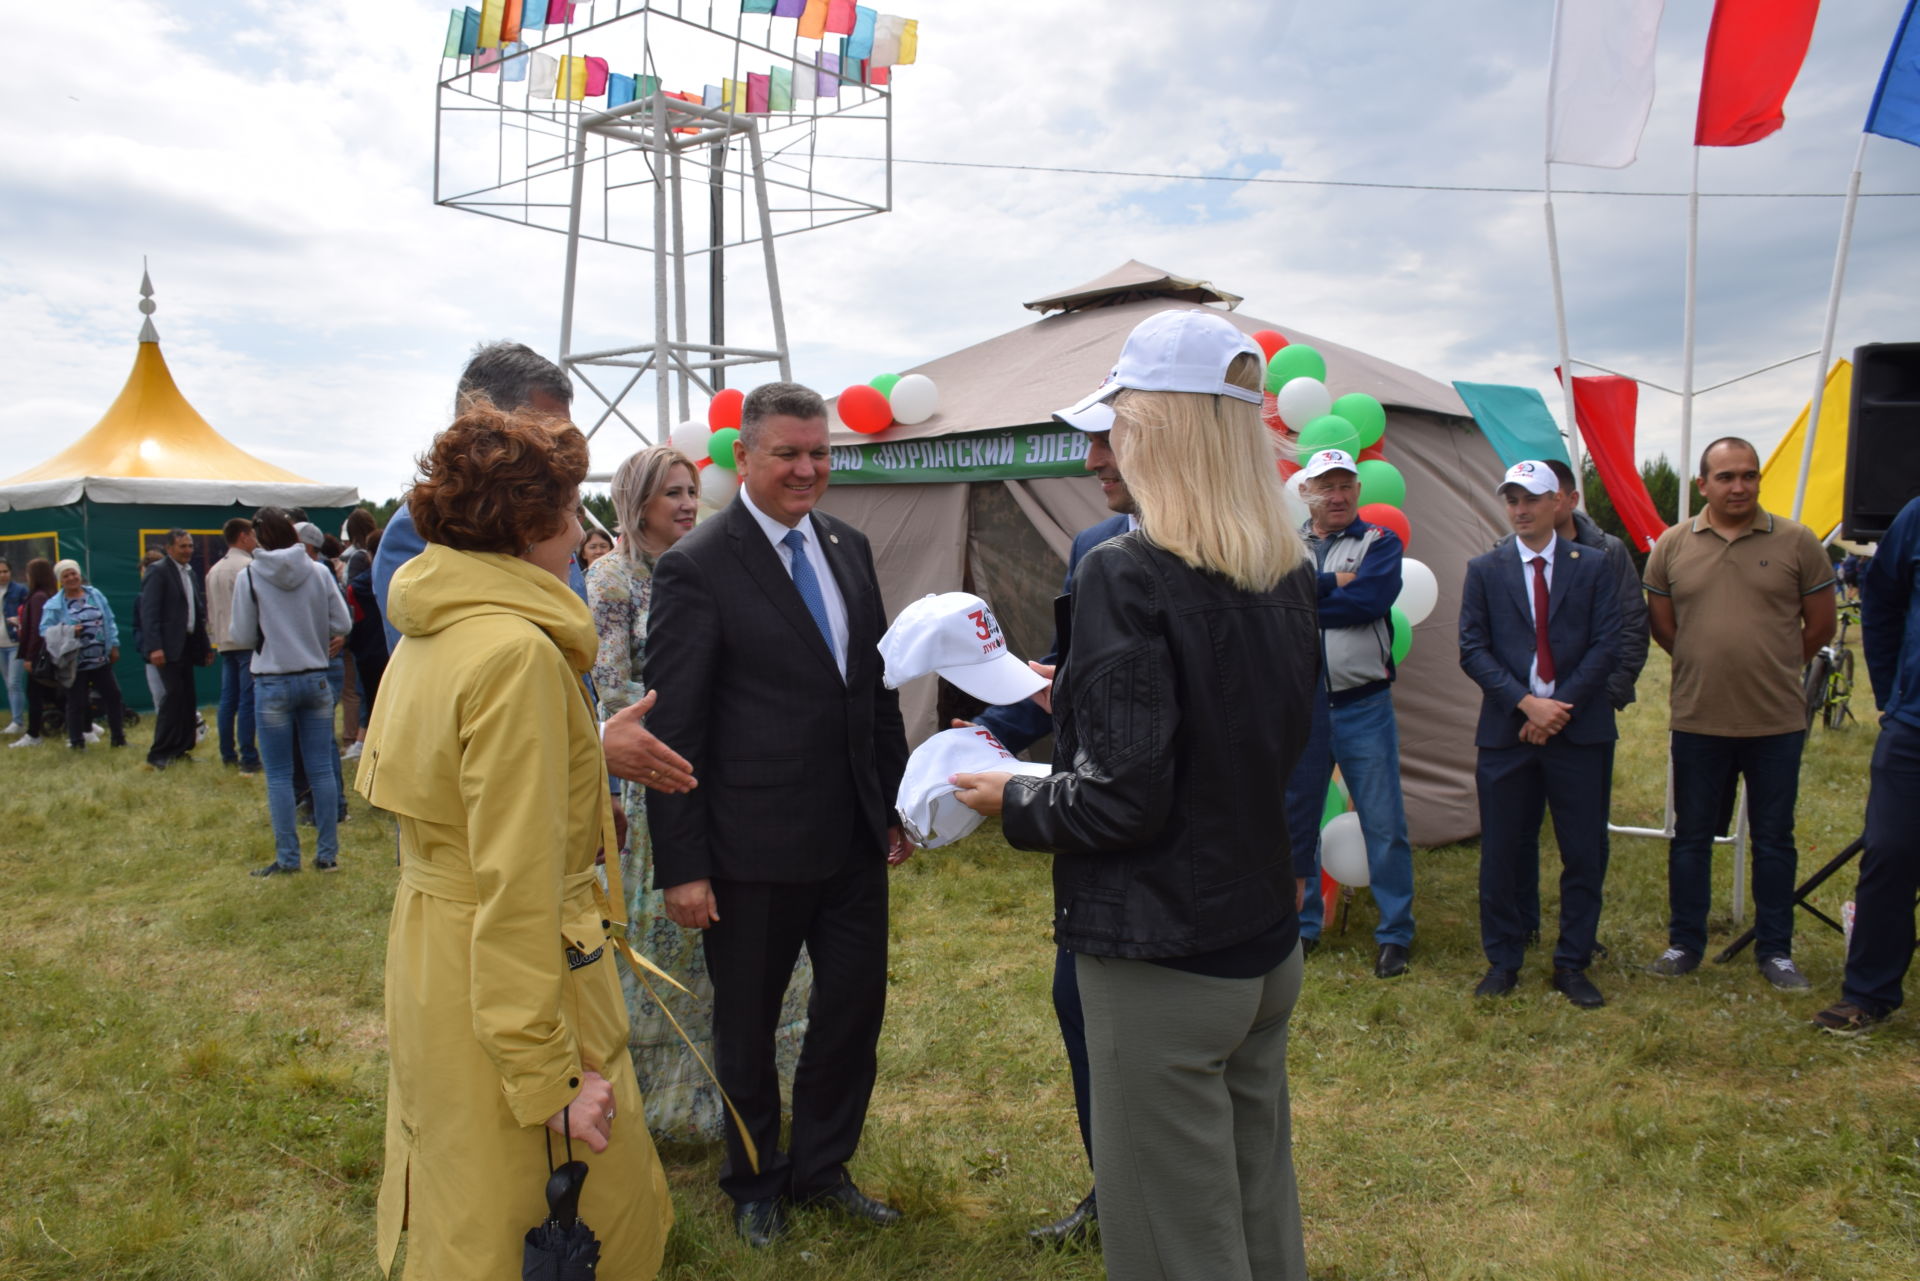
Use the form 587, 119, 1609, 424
608, 73, 635, 107
1867, 0, 1920, 148
500, 41, 528, 82
460, 7, 480, 56
1452, 382, 1571, 470
846, 6, 876, 61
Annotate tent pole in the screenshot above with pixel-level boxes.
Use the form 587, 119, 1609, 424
1793, 133, 1869, 522
1679, 145, 1700, 521
1544, 164, 1583, 500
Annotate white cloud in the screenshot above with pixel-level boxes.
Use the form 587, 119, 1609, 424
2, 0, 1916, 501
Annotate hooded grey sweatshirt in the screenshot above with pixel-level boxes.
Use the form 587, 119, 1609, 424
228, 546, 350, 675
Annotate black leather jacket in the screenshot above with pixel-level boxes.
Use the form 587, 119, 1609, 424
1001, 533, 1321, 960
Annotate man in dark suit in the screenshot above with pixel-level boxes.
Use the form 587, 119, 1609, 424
138, 528, 213, 768
1458, 462, 1620, 1007
645, 381, 912, 1248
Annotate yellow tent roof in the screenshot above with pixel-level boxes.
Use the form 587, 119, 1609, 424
4, 329, 316, 487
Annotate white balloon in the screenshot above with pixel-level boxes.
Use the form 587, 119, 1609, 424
1274, 376, 1332, 431
1396, 558, 1439, 627
699, 465, 739, 509
888, 373, 940, 425
1282, 474, 1311, 527
668, 419, 710, 458
1320, 811, 1370, 888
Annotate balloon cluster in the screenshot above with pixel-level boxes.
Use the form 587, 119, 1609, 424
838, 372, 940, 435
662, 389, 747, 510
1253, 329, 1437, 664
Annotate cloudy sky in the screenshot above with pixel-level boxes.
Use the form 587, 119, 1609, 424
4, 0, 1916, 500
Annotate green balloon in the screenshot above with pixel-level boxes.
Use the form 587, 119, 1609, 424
1355, 458, 1406, 508
1390, 605, 1412, 666
1331, 393, 1386, 450
870, 373, 901, 397
1320, 780, 1346, 829
1295, 414, 1360, 459
1264, 343, 1327, 393
708, 427, 741, 470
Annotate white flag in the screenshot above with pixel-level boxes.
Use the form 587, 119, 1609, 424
792, 56, 816, 102
1547, 0, 1667, 168
871, 15, 904, 69
528, 51, 559, 101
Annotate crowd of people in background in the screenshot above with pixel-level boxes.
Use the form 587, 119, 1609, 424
5, 326, 1913, 1281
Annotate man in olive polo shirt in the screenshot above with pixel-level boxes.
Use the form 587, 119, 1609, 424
1643, 437, 1836, 988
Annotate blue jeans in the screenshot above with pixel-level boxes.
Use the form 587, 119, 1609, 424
1294, 687, 1416, 945
256, 672, 339, 869
218, 651, 258, 768
1668, 729, 1804, 960
326, 655, 346, 819
2, 646, 22, 727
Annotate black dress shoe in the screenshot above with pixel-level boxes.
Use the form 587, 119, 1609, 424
1552, 968, 1605, 1009
1374, 943, 1410, 979
734, 1197, 788, 1248
804, 1180, 901, 1226
1028, 1190, 1097, 1248
1474, 967, 1519, 998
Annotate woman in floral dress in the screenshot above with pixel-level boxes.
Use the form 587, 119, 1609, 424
588, 445, 815, 1144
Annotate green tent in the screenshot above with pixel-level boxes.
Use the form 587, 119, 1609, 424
0, 285, 357, 711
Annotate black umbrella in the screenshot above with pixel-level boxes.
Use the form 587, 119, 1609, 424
524, 1111, 602, 1281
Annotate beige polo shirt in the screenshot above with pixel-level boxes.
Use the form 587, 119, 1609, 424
1643, 509, 1833, 737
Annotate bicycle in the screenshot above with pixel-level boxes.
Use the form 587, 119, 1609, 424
1802, 600, 1860, 731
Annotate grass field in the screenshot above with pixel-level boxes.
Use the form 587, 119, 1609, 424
2, 646, 1916, 1281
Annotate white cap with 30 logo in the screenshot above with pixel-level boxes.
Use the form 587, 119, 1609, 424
879, 591, 1050, 704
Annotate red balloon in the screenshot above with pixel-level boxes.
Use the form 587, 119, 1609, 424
838, 384, 894, 435
1278, 456, 1303, 481
708, 388, 744, 431
1252, 330, 1289, 361
695, 456, 711, 470
1358, 440, 1387, 462
1359, 502, 1411, 550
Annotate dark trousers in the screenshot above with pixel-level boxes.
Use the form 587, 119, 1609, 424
1669, 729, 1805, 959
26, 672, 49, 738
149, 657, 198, 763
1476, 738, 1611, 973
1842, 718, 1920, 1017
705, 856, 888, 1205
1052, 944, 1092, 1164
66, 665, 126, 748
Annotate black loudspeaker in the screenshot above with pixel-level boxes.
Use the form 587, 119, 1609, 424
1843, 342, 1920, 541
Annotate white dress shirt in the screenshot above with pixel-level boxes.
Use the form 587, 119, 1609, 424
176, 558, 196, 633
739, 486, 850, 680
1516, 534, 1556, 698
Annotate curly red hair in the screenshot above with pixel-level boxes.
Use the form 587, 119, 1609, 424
409, 402, 590, 554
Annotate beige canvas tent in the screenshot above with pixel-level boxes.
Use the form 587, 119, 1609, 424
817, 262, 1510, 846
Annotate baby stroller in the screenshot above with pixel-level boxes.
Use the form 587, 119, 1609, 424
29, 646, 140, 738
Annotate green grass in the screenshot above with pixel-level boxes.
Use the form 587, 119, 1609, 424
2, 646, 1916, 1280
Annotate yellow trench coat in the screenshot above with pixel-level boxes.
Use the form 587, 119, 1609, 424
358, 546, 671, 1279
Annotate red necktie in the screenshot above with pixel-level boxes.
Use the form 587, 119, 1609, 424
1531, 556, 1556, 685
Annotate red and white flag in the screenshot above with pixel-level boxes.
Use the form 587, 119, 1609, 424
1695, 0, 1822, 147
1547, 0, 1669, 168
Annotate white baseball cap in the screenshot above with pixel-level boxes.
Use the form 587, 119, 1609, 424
294, 522, 324, 549
1054, 369, 1120, 434
1497, 460, 1556, 497
880, 592, 1050, 704
1061, 311, 1265, 421
895, 726, 1052, 849
1299, 448, 1358, 481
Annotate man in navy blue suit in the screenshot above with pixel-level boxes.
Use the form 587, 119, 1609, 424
1458, 461, 1621, 1008
972, 391, 1130, 1247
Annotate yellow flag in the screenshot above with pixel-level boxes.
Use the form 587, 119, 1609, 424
898, 18, 918, 65
1759, 360, 1852, 539
724, 78, 746, 112
557, 55, 587, 101
479, 0, 504, 49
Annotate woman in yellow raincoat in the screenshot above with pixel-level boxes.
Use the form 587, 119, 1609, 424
358, 404, 672, 1279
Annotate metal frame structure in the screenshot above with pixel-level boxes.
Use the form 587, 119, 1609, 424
431, 1, 898, 466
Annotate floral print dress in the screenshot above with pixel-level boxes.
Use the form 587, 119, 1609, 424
587, 549, 815, 1143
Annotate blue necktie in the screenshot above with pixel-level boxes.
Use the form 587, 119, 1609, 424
781, 529, 836, 661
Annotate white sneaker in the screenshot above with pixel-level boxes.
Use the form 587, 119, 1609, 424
9, 734, 40, 748
84, 727, 104, 743
341, 741, 363, 761
3, 722, 23, 735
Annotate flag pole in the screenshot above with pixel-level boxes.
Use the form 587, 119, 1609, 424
1541, 1, 1583, 500
1792, 132, 1870, 521
1678, 145, 1700, 523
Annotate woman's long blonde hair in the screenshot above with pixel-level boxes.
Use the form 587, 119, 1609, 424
610, 444, 700, 562
1110, 351, 1306, 591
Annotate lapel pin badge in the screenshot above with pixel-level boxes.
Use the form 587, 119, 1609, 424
1570, 549, 1580, 559
830, 534, 840, 544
